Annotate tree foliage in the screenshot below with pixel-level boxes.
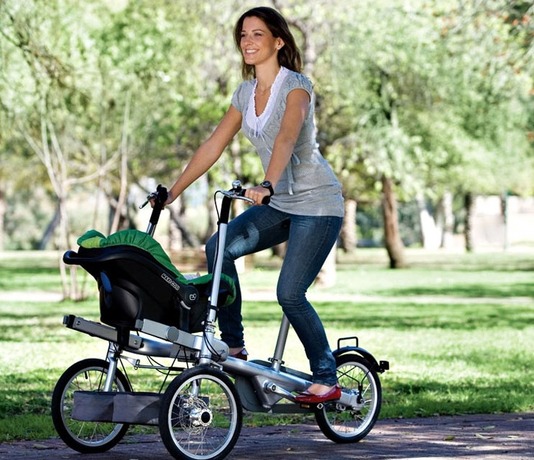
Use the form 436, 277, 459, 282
0, 0, 532, 255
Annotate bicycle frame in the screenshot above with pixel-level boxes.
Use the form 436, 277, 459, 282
54, 180, 389, 459
62, 181, 387, 408
197, 181, 387, 412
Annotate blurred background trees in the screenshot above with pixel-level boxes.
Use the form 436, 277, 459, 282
0, 0, 532, 266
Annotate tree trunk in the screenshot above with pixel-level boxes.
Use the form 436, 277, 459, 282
110, 93, 131, 235
108, 199, 130, 233
203, 179, 218, 244
464, 192, 474, 252
39, 203, 61, 250
437, 191, 455, 249
24, 116, 82, 299
501, 191, 509, 251
55, 193, 82, 300
381, 175, 406, 268
169, 204, 184, 251
168, 194, 199, 251
0, 188, 5, 250
339, 198, 357, 253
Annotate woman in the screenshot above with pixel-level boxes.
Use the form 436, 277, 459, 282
165, 6, 344, 403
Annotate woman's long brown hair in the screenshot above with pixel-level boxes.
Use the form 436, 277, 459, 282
234, 6, 303, 80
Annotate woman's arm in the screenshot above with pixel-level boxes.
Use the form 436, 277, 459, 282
167, 105, 242, 204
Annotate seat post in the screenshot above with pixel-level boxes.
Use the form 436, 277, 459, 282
270, 314, 290, 372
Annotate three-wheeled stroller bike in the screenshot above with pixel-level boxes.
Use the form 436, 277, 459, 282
51, 181, 389, 460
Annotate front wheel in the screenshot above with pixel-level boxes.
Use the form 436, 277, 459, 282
159, 366, 242, 460
315, 354, 382, 443
51, 358, 131, 453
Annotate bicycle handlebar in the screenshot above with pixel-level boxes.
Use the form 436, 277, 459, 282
216, 180, 270, 226
140, 181, 269, 236
140, 184, 168, 236
140, 184, 168, 210
221, 180, 271, 206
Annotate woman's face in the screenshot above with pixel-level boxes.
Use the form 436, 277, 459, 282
239, 16, 283, 67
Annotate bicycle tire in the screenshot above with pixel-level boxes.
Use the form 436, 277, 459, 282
159, 366, 242, 460
315, 354, 382, 443
51, 358, 131, 453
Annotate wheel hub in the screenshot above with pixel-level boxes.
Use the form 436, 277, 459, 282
191, 407, 213, 427
178, 397, 213, 432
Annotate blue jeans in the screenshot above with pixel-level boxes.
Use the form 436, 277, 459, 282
206, 205, 343, 386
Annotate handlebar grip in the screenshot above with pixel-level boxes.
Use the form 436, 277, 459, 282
237, 188, 270, 205
149, 185, 168, 226
155, 184, 168, 205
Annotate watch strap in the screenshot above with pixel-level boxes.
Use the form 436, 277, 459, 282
260, 181, 274, 196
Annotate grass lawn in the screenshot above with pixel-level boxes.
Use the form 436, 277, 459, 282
0, 248, 533, 442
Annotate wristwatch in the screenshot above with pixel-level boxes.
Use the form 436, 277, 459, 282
260, 180, 274, 196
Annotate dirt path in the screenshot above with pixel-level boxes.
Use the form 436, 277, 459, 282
1, 413, 533, 460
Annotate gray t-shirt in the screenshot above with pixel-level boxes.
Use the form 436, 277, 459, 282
231, 68, 344, 218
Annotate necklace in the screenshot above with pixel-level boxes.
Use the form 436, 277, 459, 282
256, 84, 272, 94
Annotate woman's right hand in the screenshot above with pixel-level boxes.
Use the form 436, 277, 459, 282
163, 188, 174, 207
147, 185, 170, 208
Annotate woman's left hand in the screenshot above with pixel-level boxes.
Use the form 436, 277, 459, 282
245, 185, 271, 205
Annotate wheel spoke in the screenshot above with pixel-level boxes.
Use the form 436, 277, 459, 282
51, 359, 131, 454
159, 367, 242, 459
316, 356, 382, 443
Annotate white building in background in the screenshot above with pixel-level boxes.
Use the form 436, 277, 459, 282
472, 196, 534, 250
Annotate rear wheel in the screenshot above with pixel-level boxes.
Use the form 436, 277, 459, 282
51, 358, 131, 453
315, 354, 382, 443
159, 366, 242, 460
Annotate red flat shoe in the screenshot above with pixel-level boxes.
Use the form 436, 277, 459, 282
295, 384, 342, 404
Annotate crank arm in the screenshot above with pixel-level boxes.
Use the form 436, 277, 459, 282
263, 381, 298, 402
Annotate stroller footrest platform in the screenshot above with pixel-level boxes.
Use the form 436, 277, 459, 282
72, 391, 160, 425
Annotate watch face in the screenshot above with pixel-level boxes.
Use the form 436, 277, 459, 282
260, 181, 273, 196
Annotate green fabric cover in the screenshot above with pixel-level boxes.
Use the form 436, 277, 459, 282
77, 229, 235, 304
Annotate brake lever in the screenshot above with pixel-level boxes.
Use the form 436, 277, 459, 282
220, 189, 255, 205
139, 192, 157, 209
140, 185, 168, 209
